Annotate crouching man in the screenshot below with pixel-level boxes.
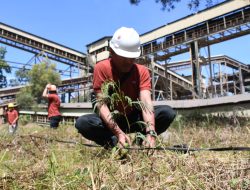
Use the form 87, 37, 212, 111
75, 27, 176, 148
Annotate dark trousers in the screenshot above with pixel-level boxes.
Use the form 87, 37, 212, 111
75, 105, 176, 146
49, 115, 61, 128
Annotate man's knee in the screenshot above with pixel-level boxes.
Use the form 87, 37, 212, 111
155, 105, 176, 133
75, 114, 102, 134
164, 106, 176, 122
155, 105, 176, 120
75, 115, 89, 132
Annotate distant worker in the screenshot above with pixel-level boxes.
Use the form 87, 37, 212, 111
0, 106, 4, 125
6, 103, 19, 134
1, 105, 8, 124
42, 84, 61, 128
75, 27, 176, 148
201, 77, 207, 99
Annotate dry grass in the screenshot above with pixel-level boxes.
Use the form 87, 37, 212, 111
0, 118, 249, 190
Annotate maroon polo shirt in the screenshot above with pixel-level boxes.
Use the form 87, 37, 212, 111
7, 109, 18, 124
48, 94, 61, 118
93, 58, 151, 114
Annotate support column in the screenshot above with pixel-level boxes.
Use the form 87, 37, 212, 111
190, 41, 201, 98
207, 43, 214, 97
70, 66, 72, 78
61, 93, 65, 103
151, 56, 155, 101
163, 59, 171, 100
77, 84, 80, 102
219, 63, 223, 96
170, 80, 173, 100
239, 67, 245, 94
68, 92, 71, 103
233, 81, 237, 95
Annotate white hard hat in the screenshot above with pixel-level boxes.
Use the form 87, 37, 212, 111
49, 85, 57, 91
109, 27, 141, 58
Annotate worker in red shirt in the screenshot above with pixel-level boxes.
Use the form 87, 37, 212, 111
6, 103, 19, 134
75, 27, 176, 148
42, 84, 61, 128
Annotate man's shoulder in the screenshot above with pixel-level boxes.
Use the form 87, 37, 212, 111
95, 59, 111, 69
48, 94, 59, 99
135, 63, 148, 69
135, 63, 149, 73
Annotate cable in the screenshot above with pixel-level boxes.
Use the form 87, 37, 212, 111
28, 135, 100, 147
23, 135, 250, 153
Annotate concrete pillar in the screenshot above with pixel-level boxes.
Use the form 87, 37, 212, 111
151, 57, 155, 101
239, 67, 245, 94
190, 41, 201, 98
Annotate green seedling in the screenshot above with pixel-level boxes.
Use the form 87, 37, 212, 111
111, 143, 130, 160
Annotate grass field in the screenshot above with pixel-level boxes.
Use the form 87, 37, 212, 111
0, 115, 249, 190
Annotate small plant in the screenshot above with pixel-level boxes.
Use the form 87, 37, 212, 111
111, 143, 130, 160
19, 115, 32, 125
48, 151, 58, 189
93, 80, 154, 147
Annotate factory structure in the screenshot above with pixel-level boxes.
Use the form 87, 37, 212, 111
0, 0, 250, 105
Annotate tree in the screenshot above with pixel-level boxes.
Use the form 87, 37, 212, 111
0, 47, 11, 88
9, 79, 20, 87
28, 62, 61, 102
130, 0, 225, 11
16, 61, 61, 109
16, 88, 36, 110
15, 66, 30, 85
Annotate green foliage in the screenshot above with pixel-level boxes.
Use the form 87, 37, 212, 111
171, 111, 249, 129
28, 62, 61, 103
0, 47, 11, 73
16, 87, 37, 110
97, 80, 150, 115
130, 0, 223, 11
16, 61, 61, 107
94, 80, 157, 148
9, 79, 20, 87
111, 143, 130, 160
18, 115, 32, 125
95, 80, 150, 132
0, 47, 11, 88
48, 151, 58, 179
15, 66, 29, 84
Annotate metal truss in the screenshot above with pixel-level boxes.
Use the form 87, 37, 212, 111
0, 22, 87, 70
140, 6, 250, 61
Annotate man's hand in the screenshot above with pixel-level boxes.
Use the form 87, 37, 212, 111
143, 135, 156, 148
43, 83, 51, 98
117, 133, 131, 148
46, 83, 51, 89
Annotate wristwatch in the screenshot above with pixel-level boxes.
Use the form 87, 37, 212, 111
146, 130, 156, 136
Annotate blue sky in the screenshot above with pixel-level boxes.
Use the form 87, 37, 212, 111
0, 0, 249, 80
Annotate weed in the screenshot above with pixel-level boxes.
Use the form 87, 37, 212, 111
19, 115, 32, 125
0, 122, 249, 189
93, 80, 154, 146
